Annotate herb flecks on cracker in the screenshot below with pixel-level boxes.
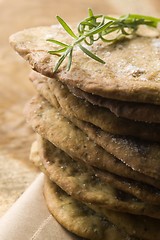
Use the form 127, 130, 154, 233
47, 9, 160, 72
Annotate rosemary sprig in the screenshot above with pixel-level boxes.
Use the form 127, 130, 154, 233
47, 9, 160, 72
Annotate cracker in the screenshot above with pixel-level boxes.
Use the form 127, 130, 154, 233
41, 137, 160, 205
31, 137, 160, 205
24, 95, 135, 177
68, 84, 160, 123
44, 177, 138, 240
90, 205, 160, 240
9, 25, 160, 104
31, 143, 160, 240
29, 72, 160, 182
24, 94, 160, 181
24, 95, 155, 181
65, 114, 160, 188
30, 70, 160, 142
93, 168, 160, 205
29, 140, 47, 174
35, 136, 160, 219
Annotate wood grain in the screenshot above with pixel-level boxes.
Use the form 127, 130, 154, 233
0, 0, 159, 217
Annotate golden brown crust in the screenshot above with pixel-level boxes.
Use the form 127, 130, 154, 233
30, 136, 160, 206
29, 72, 160, 182
36, 137, 160, 206
38, 137, 160, 219
24, 95, 160, 180
9, 25, 160, 104
67, 116, 160, 188
44, 177, 138, 240
68, 84, 160, 123
24, 95, 160, 181
90, 204, 160, 240
24, 95, 135, 177
30, 70, 160, 142
31, 140, 160, 240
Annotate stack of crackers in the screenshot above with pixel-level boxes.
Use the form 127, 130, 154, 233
9, 24, 160, 240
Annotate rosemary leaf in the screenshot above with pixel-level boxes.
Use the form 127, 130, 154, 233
88, 8, 94, 17
53, 54, 66, 72
79, 44, 105, 64
57, 16, 78, 39
67, 48, 73, 71
47, 39, 69, 47
53, 47, 72, 72
48, 48, 67, 54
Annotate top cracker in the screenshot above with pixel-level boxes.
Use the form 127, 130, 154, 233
9, 24, 160, 104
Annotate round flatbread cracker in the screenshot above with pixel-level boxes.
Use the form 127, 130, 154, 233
44, 177, 138, 240
31, 141, 160, 240
30, 70, 160, 142
9, 25, 160, 104
24, 95, 160, 181
67, 84, 160, 123
30, 136, 160, 219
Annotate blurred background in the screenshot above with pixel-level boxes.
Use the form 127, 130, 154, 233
0, 0, 159, 217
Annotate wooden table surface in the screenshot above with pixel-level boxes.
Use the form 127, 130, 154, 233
0, 0, 159, 217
